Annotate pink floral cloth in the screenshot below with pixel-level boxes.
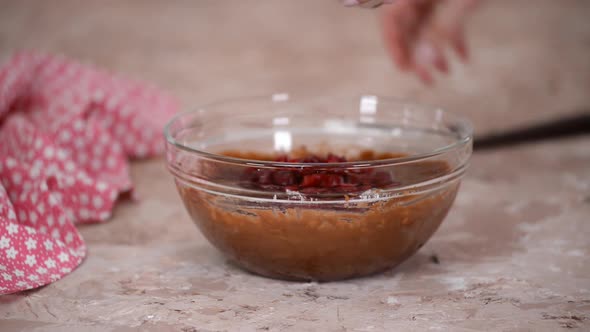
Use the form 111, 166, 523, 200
0, 52, 177, 294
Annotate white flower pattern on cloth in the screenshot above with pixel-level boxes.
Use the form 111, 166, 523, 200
0, 52, 178, 294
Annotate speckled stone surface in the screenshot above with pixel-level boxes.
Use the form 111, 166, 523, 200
1, 0, 589, 331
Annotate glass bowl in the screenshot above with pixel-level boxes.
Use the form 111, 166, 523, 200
164, 94, 472, 281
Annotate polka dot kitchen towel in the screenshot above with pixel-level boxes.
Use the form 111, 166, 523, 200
0, 52, 178, 294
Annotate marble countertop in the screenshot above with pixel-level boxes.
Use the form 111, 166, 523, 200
1, 0, 589, 331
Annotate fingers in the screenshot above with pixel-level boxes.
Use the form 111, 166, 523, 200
439, 0, 479, 61
381, 19, 410, 70
381, 0, 477, 85
449, 27, 468, 61
415, 38, 449, 73
381, 0, 445, 84
380, 3, 413, 70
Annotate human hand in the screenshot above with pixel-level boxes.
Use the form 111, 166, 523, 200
379, 0, 479, 84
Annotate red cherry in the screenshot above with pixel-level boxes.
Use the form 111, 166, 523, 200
302, 174, 323, 187
240, 152, 397, 195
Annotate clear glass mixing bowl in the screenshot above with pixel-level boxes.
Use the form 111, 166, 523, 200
165, 94, 472, 281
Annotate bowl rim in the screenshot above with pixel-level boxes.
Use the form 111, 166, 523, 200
163, 94, 473, 169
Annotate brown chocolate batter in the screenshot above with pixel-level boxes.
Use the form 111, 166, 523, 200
177, 148, 458, 281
